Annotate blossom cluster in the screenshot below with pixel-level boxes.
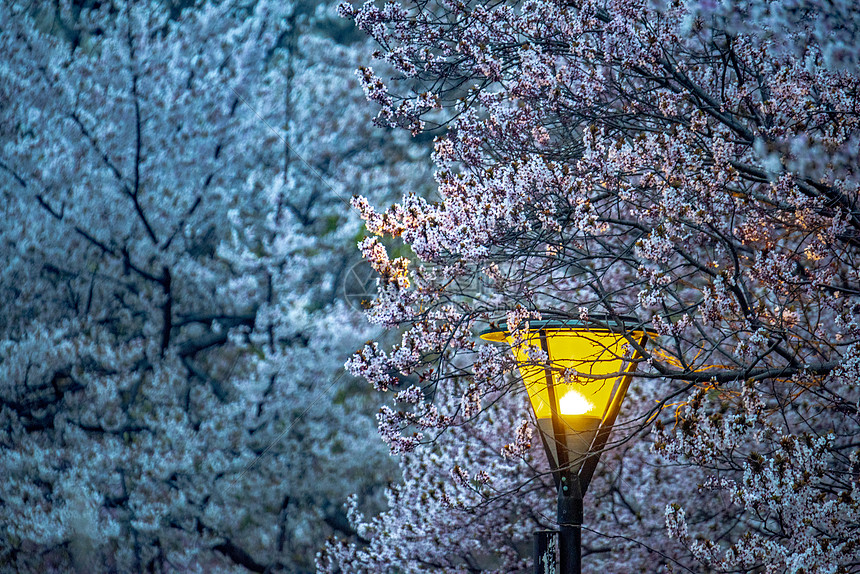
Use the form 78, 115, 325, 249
333, 0, 860, 570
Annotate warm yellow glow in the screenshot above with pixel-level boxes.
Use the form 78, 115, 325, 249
558, 388, 593, 415
512, 330, 629, 421
481, 324, 647, 423
480, 321, 650, 472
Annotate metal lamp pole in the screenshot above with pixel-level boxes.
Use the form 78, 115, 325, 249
480, 318, 650, 574
536, 327, 646, 574
557, 478, 583, 574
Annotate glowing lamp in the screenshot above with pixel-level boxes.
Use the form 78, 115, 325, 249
480, 319, 650, 474
481, 317, 652, 574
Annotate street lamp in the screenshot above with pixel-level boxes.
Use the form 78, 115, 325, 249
480, 317, 652, 574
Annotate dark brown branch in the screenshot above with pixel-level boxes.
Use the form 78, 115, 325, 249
160, 266, 172, 354
212, 539, 268, 573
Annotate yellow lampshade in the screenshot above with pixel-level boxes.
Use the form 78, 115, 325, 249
481, 319, 649, 471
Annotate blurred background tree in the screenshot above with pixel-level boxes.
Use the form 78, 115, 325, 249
0, 0, 432, 571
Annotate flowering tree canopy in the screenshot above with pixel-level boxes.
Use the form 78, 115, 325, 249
0, 0, 432, 571
326, 0, 860, 572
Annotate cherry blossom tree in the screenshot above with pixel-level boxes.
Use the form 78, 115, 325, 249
325, 0, 860, 571
0, 1, 430, 571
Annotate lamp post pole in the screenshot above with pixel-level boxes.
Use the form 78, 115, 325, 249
541, 330, 583, 574
557, 479, 583, 574
480, 318, 651, 574
534, 478, 583, 574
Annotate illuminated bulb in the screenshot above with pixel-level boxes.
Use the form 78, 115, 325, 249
558, 388, 593, 415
